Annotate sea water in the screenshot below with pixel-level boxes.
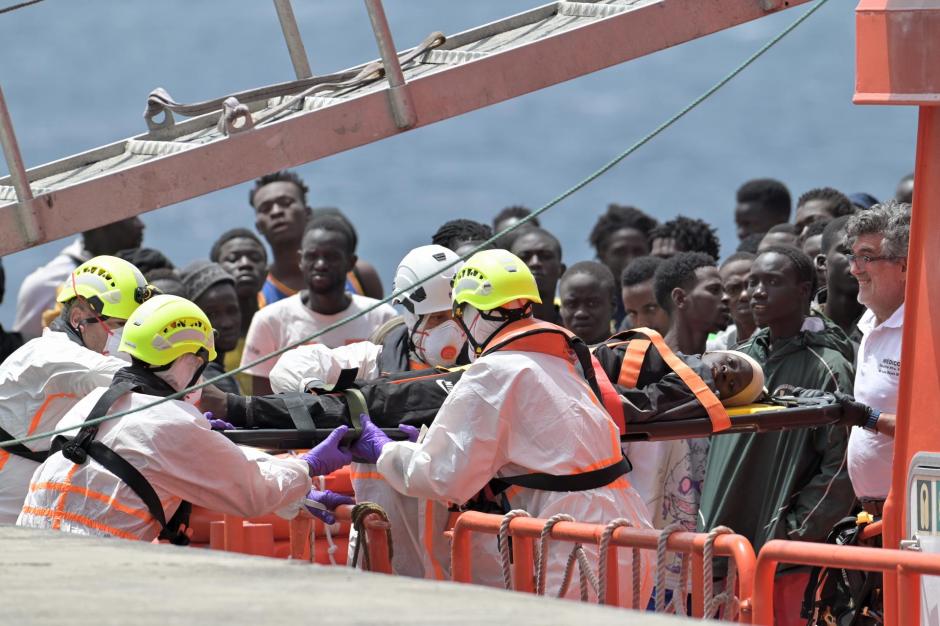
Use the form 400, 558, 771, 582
0, 0, 914, 324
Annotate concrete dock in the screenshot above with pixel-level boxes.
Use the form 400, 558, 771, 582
0, 526, 705, 625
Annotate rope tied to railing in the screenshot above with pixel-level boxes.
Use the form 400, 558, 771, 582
703, 525, 740, 620
317, 474, 339, 565
597, 517, 642, 608
497, 509, 531, 590
535, 513, 599, 601
350, 501, 392, 571
654, 522, 691, 615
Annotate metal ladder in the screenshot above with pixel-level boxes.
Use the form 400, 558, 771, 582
0, 0, 806, 256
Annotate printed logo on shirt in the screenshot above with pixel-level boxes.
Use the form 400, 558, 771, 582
878, 358, 901, 377
436, 379, 455, 395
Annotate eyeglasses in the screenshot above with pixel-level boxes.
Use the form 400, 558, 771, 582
845, 254, 900, 269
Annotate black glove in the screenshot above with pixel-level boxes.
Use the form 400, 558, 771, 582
834, 391, 875, 428
775, 386, 828, 398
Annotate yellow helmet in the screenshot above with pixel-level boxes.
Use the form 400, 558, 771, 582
120, 295, 217, 366
451, 249, 542, 312
57, 255, 156, 320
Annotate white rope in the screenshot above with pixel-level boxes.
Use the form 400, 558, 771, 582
703, 525, 739, 620
557, 543, 599, 601
534, 514, 599, 601
497, 510, 531, 591
319, 474, 339, 566
597, 518, 642, 608
654, 522, 688, 614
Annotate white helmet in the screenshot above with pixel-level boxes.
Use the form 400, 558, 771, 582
393, 245, 461, 315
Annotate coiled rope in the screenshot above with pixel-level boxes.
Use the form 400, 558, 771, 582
654, 522, 691, 615
349, 501, 392, 571
703, 525, 740, 620
597, 517, 642, 608
0, 0, 831, 452
497, 509, 532, 590
536, 514, 599, 601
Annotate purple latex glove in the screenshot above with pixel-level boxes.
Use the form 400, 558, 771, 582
304, 489, 355, 525
300, 425, 352, 476
350, 414, 394, 464
204, 412, 235, 431
398, 424, 420, 443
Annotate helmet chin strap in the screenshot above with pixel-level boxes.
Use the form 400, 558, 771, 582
406, 313, 426, 364
455, 302, 531, 357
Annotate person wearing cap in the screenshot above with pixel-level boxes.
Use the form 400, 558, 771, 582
268, 244, 467, 579
344, 249, 654, 603
17, 295, 352, 540
180, 260, 242, 395
0, 255, 157, 523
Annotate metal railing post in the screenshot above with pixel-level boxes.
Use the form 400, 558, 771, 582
273, 0, 313, 80
363, 0, 416, 129
0, 85, 42, 245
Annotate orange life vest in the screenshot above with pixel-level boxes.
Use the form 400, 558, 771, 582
600, 327, 731, 433
481, 318, 627, 435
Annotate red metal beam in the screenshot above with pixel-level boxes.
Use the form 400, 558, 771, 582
0, 0, 809, 256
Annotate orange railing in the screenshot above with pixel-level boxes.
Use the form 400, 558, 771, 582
753, 539, 940, 626
450, 510, 756, 620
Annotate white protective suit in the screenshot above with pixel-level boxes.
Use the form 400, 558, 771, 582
270, 341, 438, 579
376, 348, 655, 604
17, 388, 311, 540
0, 330, 127, 523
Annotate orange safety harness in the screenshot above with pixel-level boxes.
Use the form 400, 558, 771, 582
600, 327, 731, 433
478, 317, 631, 495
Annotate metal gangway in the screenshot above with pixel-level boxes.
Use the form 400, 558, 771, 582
0, 0, 808, 256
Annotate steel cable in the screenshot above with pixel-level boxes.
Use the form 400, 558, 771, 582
0, 0, 831, 451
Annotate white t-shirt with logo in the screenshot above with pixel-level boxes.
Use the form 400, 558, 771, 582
240, 293, 397, 379
847, 303, 904, 500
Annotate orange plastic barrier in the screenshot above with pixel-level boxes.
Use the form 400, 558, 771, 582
753, 539, 940, 626
450, 511, 756, 619
189, 466, 357, 562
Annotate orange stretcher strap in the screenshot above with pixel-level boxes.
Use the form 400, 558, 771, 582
617, 327, 730, 433
617, 339, 651, 388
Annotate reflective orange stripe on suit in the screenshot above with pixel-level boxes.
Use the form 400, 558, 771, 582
0, 392, 77, 472
28, 462, 157, 539
20, 505, 141, 540
30, 481, 154, 522
481, 318, 627, 435
612, 327, 731, 433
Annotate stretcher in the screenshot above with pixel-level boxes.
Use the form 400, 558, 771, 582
220, 394, 847, 451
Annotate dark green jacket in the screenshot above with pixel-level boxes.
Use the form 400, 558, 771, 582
697, 316, 857, 572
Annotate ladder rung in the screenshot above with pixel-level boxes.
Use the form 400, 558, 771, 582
557, 2, 631, 19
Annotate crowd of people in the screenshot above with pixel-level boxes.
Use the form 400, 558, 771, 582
0, 169, 915, 622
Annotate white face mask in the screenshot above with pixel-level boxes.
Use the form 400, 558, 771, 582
411, 318, 466, 367
155, 353, 206, 406
461, 306, 509, 362
102, 326, 131, 363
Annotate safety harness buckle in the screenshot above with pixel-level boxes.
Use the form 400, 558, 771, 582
61, 429, 96, 464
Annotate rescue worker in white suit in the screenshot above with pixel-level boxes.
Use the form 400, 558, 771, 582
269, 244, 467, 578
0, 255, 154, 524
348, 249, 654, 603
17, 295, 353, 541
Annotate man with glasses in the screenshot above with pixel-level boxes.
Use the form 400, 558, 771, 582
842, 200, 911, 511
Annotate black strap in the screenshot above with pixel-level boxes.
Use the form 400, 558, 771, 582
52, 381, 191, 545
0, 425, 48, 463
281, 394, 316, 432
58, 381, 136, 464
487, 456, 631, 495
